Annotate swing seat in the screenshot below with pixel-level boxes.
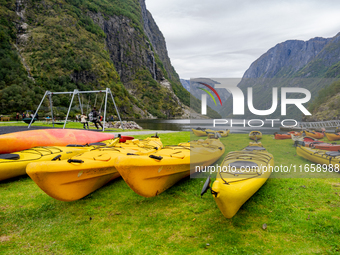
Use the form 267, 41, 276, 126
23, 118, 37, 124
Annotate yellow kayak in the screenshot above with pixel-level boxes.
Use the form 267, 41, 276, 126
303, 130, 324, 139
114, 138, 225, 197
192, 128, 207, 136
249, 131, 262, 141
26, 137, 163, 201
206, 129, 230, 137
324, 132, 340, 141
296, 145, 340, 166
201, 143, 273, 218
0, 139, 117, 181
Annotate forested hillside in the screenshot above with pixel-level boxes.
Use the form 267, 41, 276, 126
0, 0, 216, 119
304, 79, 340, 121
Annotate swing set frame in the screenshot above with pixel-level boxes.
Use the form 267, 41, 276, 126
28, 88, 124, 131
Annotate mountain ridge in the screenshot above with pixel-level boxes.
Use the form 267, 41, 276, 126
218, 32, 340, 120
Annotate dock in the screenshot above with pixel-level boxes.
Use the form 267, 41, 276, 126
280, 120, 340, 132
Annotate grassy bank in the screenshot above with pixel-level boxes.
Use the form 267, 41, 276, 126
0, 132, 340, 254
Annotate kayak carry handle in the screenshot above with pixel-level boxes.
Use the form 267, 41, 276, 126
149, 155, 163, 160
201, 176, 211, 196
52, 155, 62, 161
67, 159, 84, 163
201, 176, 218, 197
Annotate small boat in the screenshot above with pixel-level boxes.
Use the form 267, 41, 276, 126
275, 131, 301, 140
0, 129, 133, 154
206, 129, 230, 137
324, 132, 340, 141
0, 139, 118, 181
26, 137, 163, 201
114, 138, 225, 197
295, 139, 340, 152
201, 143, 273, 218
249, 131, 262, 141
296, 145, 340, 166
303, 130, 324, 139
192, 128, 207, 137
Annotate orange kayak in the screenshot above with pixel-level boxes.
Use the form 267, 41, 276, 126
274, 131, 301, 139
296, 139, 340, 151
0, 129, 133, 154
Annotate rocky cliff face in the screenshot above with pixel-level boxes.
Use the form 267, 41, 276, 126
88, 12, 160, 83
88, 0, 181, 85
139, 0, 178, 82
243, 37, 331, 78
219, 32, 340, 120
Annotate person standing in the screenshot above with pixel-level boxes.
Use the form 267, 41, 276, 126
16, 112, 20, 121
90, 107, 103, 129
80, 113, 89, 129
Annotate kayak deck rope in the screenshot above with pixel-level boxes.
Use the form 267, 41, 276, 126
218, 151, 272, 184
0, 147, 64, 163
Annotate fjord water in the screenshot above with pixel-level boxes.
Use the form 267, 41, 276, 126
135, 119, 283, 134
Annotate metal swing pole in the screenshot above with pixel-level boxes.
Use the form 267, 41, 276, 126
109, 88, 124, 130
28, 90, 49, 128
49, 92, 55, 128
63, 89, 77, 129
102, 88, 109, 132
78, 93, 83, 115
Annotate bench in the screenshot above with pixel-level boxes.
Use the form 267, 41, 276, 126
0, 117, 10, 121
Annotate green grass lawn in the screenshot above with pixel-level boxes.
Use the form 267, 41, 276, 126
0, 132, 339, 254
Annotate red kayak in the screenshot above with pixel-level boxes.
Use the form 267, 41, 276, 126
295, 137, 340, 151
0, 129, 134, 154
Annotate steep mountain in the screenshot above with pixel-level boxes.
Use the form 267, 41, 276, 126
0, 0, 195, 119
219, 33, 340, 120
180, 79, 190, 92
181, 78, 230, 113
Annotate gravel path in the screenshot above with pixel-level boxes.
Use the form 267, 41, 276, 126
112, 130, 180, 136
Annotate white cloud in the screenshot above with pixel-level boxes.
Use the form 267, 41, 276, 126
146, 0, 340, 79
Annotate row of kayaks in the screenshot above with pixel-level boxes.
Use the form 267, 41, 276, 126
1, 128, 277, 219
273, 132, 340, 168
1, 129, 226, 202
5, 128, 338, 219
294, 136, 340, 166
274, 130, 340, 141
194, 128, 340, 142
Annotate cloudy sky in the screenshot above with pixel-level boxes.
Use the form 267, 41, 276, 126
146, 0, 340, 79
